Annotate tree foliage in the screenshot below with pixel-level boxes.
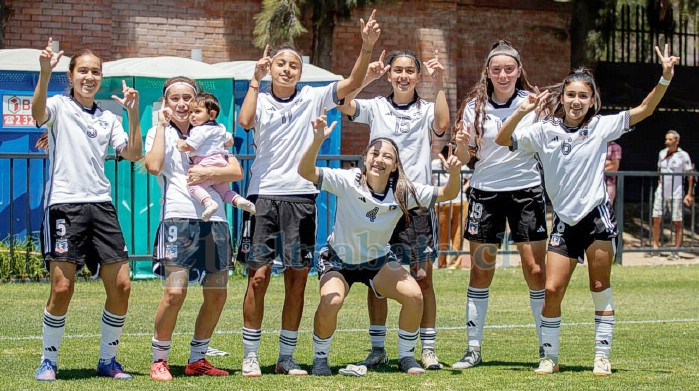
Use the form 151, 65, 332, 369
253, 0, 307, 49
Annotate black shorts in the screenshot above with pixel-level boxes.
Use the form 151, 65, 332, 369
548, 202, 618, 263
236, 195, 317, 270
41, 202, 128, 276
153, 218, 233, 284
317, 247, 397, 298
464, 185, 548, 245
389, 207, 436, 266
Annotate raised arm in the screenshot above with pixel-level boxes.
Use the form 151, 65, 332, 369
495, 90, 548, 146
425, 50, 449, 134
238, 45, 271, 130
298, 109, 337, 184
452, 120, 471, 163
436, 150, 463, 202
335, 9, 381, 100
112, 80, 143, 162
32, 37, 64, 125
336, 50, 389, 116
143, 102, 171, 175
629, 44, 679, 126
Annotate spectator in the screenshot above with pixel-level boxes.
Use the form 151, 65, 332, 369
605, 142, 622, 205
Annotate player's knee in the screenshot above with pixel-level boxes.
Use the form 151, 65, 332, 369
50, 279, 74, 304
544, 284, 565, 301
115, 279, 131, 300
249, 273, 270, 292
205, 289, 228, 309
399, 287, 423, 310
319, 292, 344, 314
163, 289, 187, 308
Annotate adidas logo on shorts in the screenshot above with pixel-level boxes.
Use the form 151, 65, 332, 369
537, 226, 546, 233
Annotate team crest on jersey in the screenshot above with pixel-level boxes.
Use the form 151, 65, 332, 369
389, 205, 397, 211
561, 138, 572, 155
55, 239, 68, 254
366, 207, 379, 222
85, 125, 97, 138
578, 128, 589, 140
165, 245, 177, 259
550, 234, 561, 247
467, 223, 479, 235
240, 239, 251, 254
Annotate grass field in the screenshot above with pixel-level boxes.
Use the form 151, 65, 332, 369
1, 264, 698, 390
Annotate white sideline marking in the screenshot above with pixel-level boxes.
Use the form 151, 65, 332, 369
1, 318, 697, 342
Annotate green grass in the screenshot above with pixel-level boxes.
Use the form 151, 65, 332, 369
1, 265, 698, 390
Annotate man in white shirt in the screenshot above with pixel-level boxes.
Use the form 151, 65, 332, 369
651, 130, 694, 260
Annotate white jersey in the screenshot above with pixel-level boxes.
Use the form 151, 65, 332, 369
145, 124, 226, 221
657, 147, 693, 199
511, 111, 632, 225
42, 95, 128, 207
463, 90, 541, 191
318, 167, 437, 264
186, 121, 231, 158
247, 82, 341, 196
351, 96, 436, 185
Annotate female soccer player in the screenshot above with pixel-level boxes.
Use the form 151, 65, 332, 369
453, 40, 547, 369
144, 77, 243, 381
495, 44, 679, 376
33, 38, 142, 381
235, 10, 381, 377
298, 112, 462, 375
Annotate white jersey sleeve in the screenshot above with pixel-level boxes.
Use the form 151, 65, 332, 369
350, 98, 375, 125
109, 116, 129, 155
43, 95, 60, 128
317, 167, 357, 197
510, 122, 545, 154
597, 111, 632, 142
409, 182, 439, 210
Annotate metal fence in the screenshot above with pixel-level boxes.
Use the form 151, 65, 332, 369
1, 152, 697, 274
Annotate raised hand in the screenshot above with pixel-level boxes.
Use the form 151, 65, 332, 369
518, 87, 550, 114
311, 108, 337, 141
112, 80, 139, 112
366, 50, 390, 82
654, 43, 680, 79
424, 50, 444, 82
158, 100, 173, 126
439, 147, 462, 175
454, 120, 470, 150
360, 9, 381, 47
254, 45, 272, 82
39, 37, 64, 73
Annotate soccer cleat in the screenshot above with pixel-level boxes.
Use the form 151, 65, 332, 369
592, 355, 612, 376
205, 347, 230, 357
311, 357, 332, 376
452, 349, 482, 369
35, 359, 57, 381
235, 198, 257, 215
398, 356, 425, 375
96, 357, 133, 379
338, 364, 367, 377
534, 356, 560, 375
150, 360, 172, 381
185, 358, 229, 376
201, 200, 219, 222
421, 349, 443, 370
242, 353, 262, 377
357, 347, 388, 368
275, 355, 308, 375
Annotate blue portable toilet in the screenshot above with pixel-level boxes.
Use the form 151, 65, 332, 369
101, 56, 234, 279
0, 49, 71, 243
212, 61, 344, 255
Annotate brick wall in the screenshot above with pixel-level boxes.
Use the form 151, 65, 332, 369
4, 0, 570, 154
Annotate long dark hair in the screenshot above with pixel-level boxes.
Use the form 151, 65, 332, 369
360, 137, 420, 222
456, 40, 533, 154
540, 67, 601, 127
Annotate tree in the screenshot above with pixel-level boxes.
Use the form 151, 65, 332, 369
253, 0, 307, 49
0, 0, 11, 49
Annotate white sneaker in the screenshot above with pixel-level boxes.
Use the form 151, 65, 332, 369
201, 200, 219, 222
452, 349, 481, 369
421, 349, 443, 370
235, 197, 257, 215
592, 355, 612, 376
534, 356, 559, 375
242, 353, 262, 377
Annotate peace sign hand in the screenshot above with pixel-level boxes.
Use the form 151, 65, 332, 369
254, 45, 272, 83
158, 100, 173, 126
366, 50, 390, 82
654, 43, 680, 79
112, 80, 140, 112
424, 50, 444, 82
517, 87, 550, 114
360, 9, 381, 46
311, 108, 337, 141
439, 145, 462, 176
39, 37, 64, 73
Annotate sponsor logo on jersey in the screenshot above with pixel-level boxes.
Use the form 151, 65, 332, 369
358, 196, 366, 203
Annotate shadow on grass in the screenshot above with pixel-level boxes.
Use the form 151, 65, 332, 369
59, 367, 147, 380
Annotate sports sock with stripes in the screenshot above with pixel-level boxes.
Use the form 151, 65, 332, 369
466, 286, 489, 349
313, 333, 333, 359
595, 314, 614, 359
41, 308, 66, 365
529, 289, 545, 347
369, 324, 386, 349
420, 327, 437, 351
151, 337, 171, 363
540, 315, 561, 359
188, 337, 211, 364
242, 327, 261, 357
99, 309, 125, 364
279, 329, 298, 357
397, 329, 419, 359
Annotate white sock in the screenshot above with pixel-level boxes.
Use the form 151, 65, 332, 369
189, 337, 211, 364
595, 315, 614, 359
41, 308, 66, 365
313, 334, 333, 359
151, 337, 171, 363
279, 329, 298, 357
420, 327, 437, 351
242, 327, 261, 358
397, 329, 419, 359
466, 287, 489, 349
369, 325, 386, 349
529, 289, 545, 347
99, 309, 125, 363
540, 316, 561, 359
